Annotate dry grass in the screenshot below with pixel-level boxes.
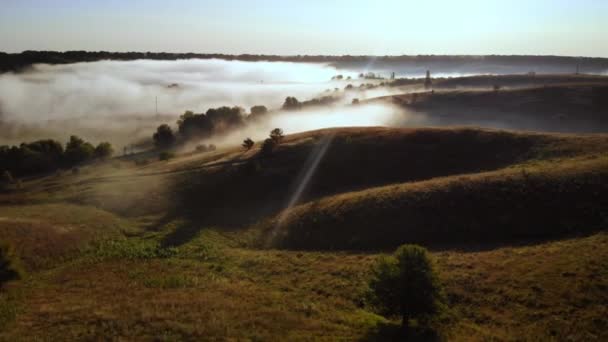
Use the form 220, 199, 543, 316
0, 126, 607, 340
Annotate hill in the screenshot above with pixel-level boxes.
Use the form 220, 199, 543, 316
1, 126, 607, 340
376, 84, 608, 133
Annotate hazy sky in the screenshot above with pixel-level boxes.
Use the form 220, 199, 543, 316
1, 0, 606, 57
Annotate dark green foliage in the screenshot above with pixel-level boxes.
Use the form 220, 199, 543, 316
0, 242, 22, 288
242, 138, 254, 150
94, 142, 114, 159
153, 124, 176, 148
64, 135, 95, 165
177, 107, 244, 141
159, 151, 175, 161
0, 136, 103, 177
206, 106, 245, 132
368, 245, 444, 330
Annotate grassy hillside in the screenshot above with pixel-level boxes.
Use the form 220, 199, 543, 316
258, 156, 608, 250
1, 126, 607, 340
168, 127, 607, 229
378, 84, 608, 133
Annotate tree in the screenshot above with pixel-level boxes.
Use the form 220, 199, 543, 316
250, 105, 268, 117
0, 241, 21, 288
153, 124, 176, 148
94, 142, 114, 159
242, 138, 254, 150
64, 135, 95, 166
282, 97, 301, 111
177, 110, 212, 139
368, 245, 444, 333
270, 128, 284, 144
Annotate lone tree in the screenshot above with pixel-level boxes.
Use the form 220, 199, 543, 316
242, 138, 254, 150
153, 124, 176, 148
368, 244, 444, 333
270, 128, 284, 144
0, 241, 21, 288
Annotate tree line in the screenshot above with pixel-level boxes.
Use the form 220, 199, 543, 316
3, 51, 607, 73
153, 94, 342, 149
0, 136, 113, 179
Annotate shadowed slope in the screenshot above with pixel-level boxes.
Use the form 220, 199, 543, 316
258, 156, 608, 250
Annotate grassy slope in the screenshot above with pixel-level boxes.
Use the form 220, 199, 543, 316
1, 229, 606, 341
1, 126, 607, 340
260, 155, 608, 250
377, 84, 608, 133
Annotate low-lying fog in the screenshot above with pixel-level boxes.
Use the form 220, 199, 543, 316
1, 58, 603, 148
0, 59, 415, 146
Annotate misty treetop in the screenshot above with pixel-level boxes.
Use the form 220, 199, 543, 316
0, 136, 114, 178
176, 106, 245, 140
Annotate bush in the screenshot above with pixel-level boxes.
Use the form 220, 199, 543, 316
368, 245, 445, 333
0, 242, 22, 288
94, 142, 114, 159
159, 151, 175, 161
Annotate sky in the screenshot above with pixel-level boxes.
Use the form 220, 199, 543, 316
1, 0, 607, 57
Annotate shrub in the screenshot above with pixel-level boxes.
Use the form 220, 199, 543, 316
0, 242, 22, 288
159, 152, 175, 161
368, 245, 445, 333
